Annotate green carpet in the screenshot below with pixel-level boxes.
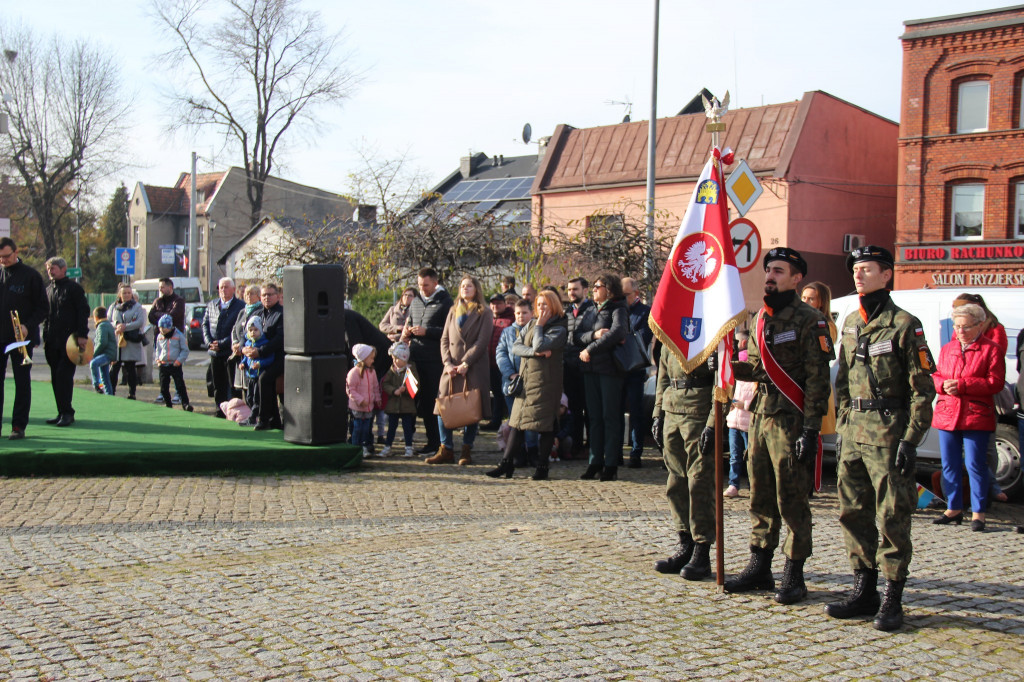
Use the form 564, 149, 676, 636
0, 379, 362, 476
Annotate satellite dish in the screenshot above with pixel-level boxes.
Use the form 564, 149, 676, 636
522, 123, 532, 145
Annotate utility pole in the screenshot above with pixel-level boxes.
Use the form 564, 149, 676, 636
189, 152, 197, 279
644, 0, 660, 282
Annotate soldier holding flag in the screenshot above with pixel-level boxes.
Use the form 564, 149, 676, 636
726, 248, 833, 604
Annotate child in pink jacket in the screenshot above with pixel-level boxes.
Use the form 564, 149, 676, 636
347, 344, 380, 457
725, 347, 756, 497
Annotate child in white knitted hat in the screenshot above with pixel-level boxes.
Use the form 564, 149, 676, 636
379, 341, 419, 457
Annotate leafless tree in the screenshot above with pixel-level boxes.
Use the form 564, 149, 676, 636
152, 0, 361, 229
0, 23, 130, 258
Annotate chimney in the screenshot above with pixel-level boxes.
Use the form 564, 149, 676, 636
537, 136, 551, 163
460, 156, 475, 179
499, 155, 504, 166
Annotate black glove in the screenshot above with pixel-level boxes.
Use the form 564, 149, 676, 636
699, 426, 714, 456
651, 416, 664, 450
794, 429, 819, 463
895, 440, 917, 476
730, 361, 754, 382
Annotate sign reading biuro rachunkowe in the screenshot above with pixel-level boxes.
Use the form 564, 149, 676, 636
902, 245, 1024, 261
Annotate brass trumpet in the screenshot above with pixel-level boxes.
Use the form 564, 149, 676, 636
10, 311, 32, 366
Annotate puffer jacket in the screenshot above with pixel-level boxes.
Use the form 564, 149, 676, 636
932, 334, 1005, 432
726, 380, 757, 432
509, 315, 568, 432
346, 365, 381, 413
578, 297, 628, 375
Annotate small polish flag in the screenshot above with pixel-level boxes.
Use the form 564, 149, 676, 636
404, 368, 418, 398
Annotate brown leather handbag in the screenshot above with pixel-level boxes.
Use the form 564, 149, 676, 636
436, 374, 482, 429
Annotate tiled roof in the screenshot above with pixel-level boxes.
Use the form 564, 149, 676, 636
143, 185, 187, 216
177, 171, 227, 213
535, 96, 805, 192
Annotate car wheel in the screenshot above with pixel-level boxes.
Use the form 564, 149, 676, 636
993, 422, 1022, 498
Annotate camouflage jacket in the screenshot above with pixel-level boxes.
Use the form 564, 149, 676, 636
653, 345, 715, 425
836, 297, 935, 447
742, 295, 833, 430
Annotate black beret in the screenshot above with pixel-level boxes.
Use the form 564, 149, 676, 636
763, 247, 807, 276
488, 293, 507, 303
846, 245, 894, 273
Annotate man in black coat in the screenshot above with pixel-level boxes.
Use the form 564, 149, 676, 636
203, 276, 245, 417
564, 276, 596, 458
402, 267, 453, 454
246, 282, 284, 430
148, 278, 185, 336
43, 257, 89, 428
0, 238, 48, 439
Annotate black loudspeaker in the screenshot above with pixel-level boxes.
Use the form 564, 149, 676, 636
283, 264, 346, 355
283, 354, 349, 445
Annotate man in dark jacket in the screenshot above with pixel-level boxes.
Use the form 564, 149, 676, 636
622, 277, 652, 468
0, 238, 47, 439
203, 277, 245, 417
43, 257, 90, 427
564, 276, 595, 458
245, 282, 284, 430
402, 267, 453, 454
148, 278, 185, 336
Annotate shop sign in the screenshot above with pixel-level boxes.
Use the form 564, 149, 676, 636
903, 244, 1024, 262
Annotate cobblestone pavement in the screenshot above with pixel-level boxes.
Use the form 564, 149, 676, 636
3, 398, 1024, 678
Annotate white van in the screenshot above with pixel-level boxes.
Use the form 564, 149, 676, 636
829, 288, 1022, 496
132, 277, 205, 308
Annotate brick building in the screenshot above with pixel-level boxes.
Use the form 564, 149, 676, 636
896, 5, 1024, 289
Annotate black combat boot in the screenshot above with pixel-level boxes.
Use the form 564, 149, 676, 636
824, 569, 880, 619
654, 532, 694, 574
723, 546, 775, 593
873, 579, 906, 632
681, 542, 712, 581
774, 558, 807, 604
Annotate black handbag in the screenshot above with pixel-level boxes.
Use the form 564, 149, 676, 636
503, 374, 523, 398
613, 329, 650, 373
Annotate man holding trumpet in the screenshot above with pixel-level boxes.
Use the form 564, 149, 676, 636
44, 257, 89, 428
0, 238, 47, 439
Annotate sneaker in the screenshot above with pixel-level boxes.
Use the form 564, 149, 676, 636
724, 485, 740, 498
379, 446, 392, 458
361, 446, 372, 458
403, 446, 415, 458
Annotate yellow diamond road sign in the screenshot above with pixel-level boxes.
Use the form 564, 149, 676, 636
725, 159, 763, 218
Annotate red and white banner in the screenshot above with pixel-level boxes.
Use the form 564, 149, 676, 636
649, 147, 746, 398
404, 368, 419, 399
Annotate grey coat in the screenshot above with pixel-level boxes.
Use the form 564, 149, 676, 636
509, 315, 568, 432
109, 299, 145, 363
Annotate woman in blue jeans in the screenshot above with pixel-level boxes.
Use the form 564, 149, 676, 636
578, 274, 629, 481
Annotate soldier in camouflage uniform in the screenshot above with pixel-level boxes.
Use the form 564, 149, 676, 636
727, 248, 833, 605
826, 246, 935, 632
651, 347, 717, 580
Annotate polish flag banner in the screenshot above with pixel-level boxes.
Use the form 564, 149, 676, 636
649, 147, 746, 399
404, 368, 419, 399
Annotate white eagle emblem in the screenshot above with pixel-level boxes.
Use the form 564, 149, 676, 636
677, 240, 718, 283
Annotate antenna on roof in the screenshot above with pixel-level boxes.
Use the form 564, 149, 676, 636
605, 97, 633, 123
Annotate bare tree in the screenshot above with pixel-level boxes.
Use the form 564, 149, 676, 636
544, 199, 678, 295
152, 0, 361, 228
0, 23, 130, 259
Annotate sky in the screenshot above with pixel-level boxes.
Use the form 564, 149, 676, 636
7, 0, 1004, 209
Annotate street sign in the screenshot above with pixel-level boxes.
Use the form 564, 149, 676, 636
66, 267, 82, 278
115, 247, 136, 276
726, 159, 763, 218
729, 218, 761, 273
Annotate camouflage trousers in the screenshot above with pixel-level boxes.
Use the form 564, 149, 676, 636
663, 411, 715, 543
838, 441, 915, 581
747, 413, 812, 560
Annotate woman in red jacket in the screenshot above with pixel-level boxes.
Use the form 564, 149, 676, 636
932, 303, 1005, 532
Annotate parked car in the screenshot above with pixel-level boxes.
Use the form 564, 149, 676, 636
187, 305, 207, 350
828, 288, 1022, 497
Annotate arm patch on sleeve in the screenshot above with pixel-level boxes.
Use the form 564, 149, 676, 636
918, 345, 934, 372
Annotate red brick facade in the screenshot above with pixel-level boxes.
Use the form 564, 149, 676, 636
896, 6, 1024, 289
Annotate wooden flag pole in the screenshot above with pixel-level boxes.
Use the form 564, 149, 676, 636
714, 380, 725, 591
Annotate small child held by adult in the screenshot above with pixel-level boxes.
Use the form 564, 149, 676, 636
154, 314, 192, 411
240, 316, 272, 422
346, 343, 380, 458
90, 306, 117, 395
379, 341, 419, 457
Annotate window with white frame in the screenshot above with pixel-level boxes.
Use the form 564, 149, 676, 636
957, 81, 989, 134
132, 225, 140, 248
951, 184, 984, 240
1016, 182, 1024, 238
198, 225, 205, 249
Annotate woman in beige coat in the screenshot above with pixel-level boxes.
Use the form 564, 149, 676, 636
426, 275, 494, 466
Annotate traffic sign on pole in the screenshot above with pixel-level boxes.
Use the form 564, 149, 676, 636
729, 218, 761, 274
115, 247, 136, 276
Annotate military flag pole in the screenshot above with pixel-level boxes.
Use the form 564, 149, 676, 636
706, 111, 728, 591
